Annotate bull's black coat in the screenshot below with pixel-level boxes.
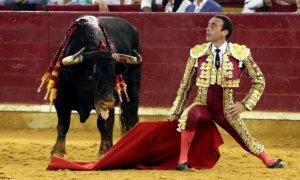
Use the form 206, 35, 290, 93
51, 16, 141, 156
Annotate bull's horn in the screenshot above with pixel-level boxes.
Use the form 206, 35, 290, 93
133, 49, 142, 62
62, 47, 85, 65
112, 50, 142, 64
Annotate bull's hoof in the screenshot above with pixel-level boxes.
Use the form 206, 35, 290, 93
98, 141, 112, 157
51, 140, 66, 159
50, 152, 64, 159
50, 147, 66, 159
50, 150, 65, 159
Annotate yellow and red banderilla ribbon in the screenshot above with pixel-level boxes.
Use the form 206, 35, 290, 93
114, 74, 130, 103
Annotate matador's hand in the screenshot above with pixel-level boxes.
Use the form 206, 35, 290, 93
167, 114, 180, 121
228, 102, 247, 118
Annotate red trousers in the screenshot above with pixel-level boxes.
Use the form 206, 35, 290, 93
185, 85, 253, 154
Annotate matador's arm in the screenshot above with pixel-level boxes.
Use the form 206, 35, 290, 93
242, 53, 265, 110
169, 57, 197, 116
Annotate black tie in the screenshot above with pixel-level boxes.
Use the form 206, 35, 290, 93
215, 49, 221, 69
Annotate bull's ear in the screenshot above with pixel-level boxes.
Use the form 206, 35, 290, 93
112, 50, 142, 64
62, 47, 85, 66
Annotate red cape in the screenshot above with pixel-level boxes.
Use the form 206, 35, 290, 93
47, 120, 223, 170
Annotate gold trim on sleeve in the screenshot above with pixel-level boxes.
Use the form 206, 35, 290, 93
242, 54, 265, 111
169, 57, 197, 116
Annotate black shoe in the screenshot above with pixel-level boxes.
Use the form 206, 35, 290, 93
268, 159, 284, 168
176, 162, 189, 171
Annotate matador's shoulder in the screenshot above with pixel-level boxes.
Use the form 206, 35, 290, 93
228, 42, 250, 61
190, 43, 210, 59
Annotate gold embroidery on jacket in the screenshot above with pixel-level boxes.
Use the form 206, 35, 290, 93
169, 57, 197, 116
177, 103, 197, 131
222, 79, 240, 87
196, 49, 239, 88
210, 66, 218, 85
221, 54, 233, 80
196, 54, 213, 87
190, 43, 210, 58
242, 55, 265, 110
216, 67, 222, 85
194, 87, 208, 105
220, 49, 238, 87
172, 43, 265, 134
229, 43, 249, 68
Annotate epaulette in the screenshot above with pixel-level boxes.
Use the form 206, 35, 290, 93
190, 43, 210, 59
228, 43, 250, 61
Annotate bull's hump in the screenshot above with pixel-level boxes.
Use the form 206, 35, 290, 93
76, 15, 99, 27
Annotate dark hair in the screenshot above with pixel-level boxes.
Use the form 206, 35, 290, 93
214, 14, 233, 40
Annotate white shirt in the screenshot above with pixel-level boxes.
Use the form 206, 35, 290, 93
176, 0, 192, 12
211, 41, 227, 67
242, 0, 263, 13
164, 0, 192, 13
140, 0, 162, 10
193, 0, 207, 12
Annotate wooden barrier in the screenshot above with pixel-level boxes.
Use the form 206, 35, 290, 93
0, 12, 299, 112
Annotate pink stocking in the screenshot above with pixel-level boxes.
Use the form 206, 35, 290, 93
178, 130, 195, 164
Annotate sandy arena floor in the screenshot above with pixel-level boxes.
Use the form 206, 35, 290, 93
0, 119, 300, 180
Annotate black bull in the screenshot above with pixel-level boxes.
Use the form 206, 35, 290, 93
40, 16, 142, 157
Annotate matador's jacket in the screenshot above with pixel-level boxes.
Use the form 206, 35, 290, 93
169, 42, 266, 155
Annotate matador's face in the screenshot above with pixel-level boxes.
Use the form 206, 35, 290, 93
206, 17, 227, 44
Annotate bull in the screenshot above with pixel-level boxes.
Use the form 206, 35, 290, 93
38, 15, 142, 157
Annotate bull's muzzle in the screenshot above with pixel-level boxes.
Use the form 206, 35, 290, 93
94, 100, 115, 120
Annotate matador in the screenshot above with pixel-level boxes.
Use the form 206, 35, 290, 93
168, 14, 284, 170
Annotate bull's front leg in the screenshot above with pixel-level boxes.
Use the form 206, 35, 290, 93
50, 109, 71, 158
97, 109, 114, 156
